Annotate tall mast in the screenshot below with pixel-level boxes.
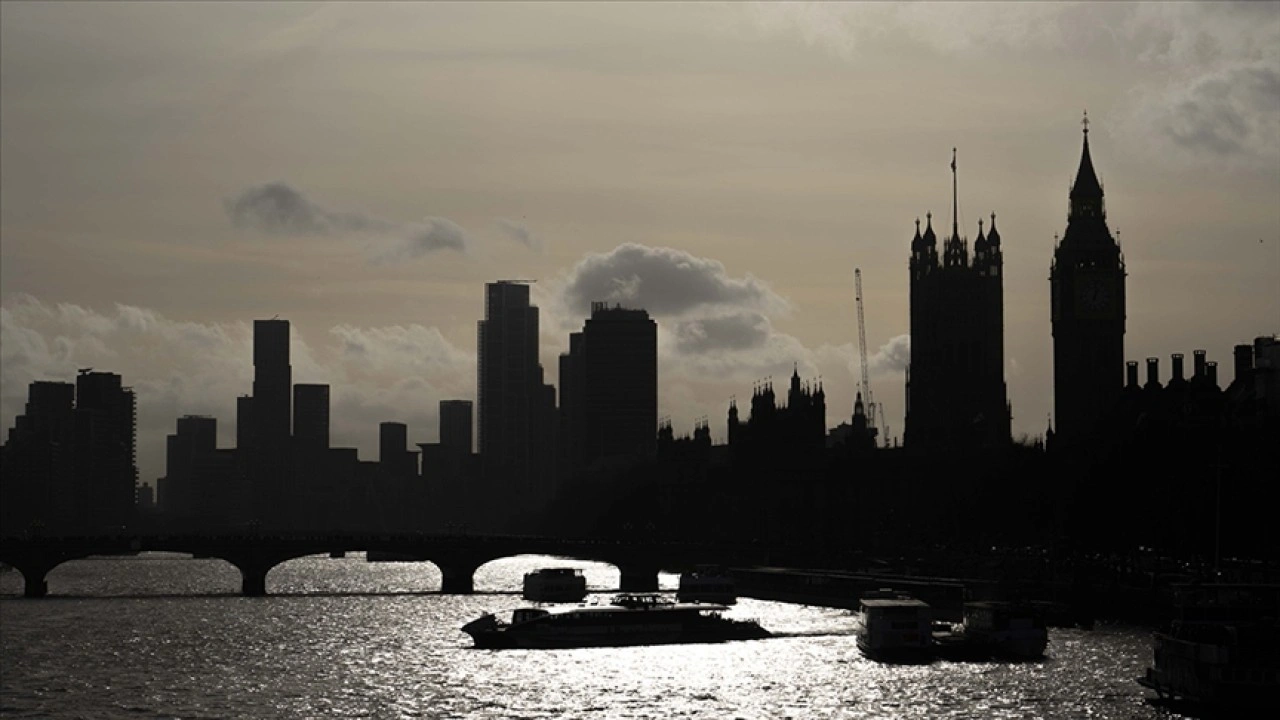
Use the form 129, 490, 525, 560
951, 147, 959, 240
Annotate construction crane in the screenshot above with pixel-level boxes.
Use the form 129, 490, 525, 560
854, 268, 877, 436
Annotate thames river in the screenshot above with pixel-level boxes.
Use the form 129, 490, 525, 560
1, 554, 1193, 719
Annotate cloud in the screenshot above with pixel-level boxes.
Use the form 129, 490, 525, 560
1, 294, 475, 485
372, 217, 469, 263
497, 219, 542, 252
1116, 4, 1280, 166
741, 3, 1100, 62
559, 243, 789, 318
672, 311, 771, 354
1124, 63, 1280, 164
224, 181, 467, 258
869, 334, 911, 374
742, 2, 1280, 165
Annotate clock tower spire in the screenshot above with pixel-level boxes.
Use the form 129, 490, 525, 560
1050, 113, 1127, 446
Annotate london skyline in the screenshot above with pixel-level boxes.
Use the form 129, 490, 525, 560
3, 2, 1277, 485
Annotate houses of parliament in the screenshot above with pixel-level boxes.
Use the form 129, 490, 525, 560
901, 118, 1123, 451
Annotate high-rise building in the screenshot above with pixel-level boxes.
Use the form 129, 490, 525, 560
478, 281, 550, 493
164, 415, 217, 521
0, 381, 76, 533
293, 384, 330, 449
253, 319, 292, 445
439, 400, 473, 456
1051, 117, 1126, 445
905, 150, 1010, 451
379, 421, 417, 479
250, 319, 291, 522
559, 303, 658, 475
74, 370, 138, 530
236, 395, 254, 453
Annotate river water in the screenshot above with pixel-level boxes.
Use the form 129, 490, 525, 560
1, 554, 1192, 719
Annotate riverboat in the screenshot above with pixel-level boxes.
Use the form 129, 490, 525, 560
1137, 584, 1280, 712
677, 567, 736, 604
461, 593, 769, 649
522, 567, 587, 603
933, 601, 1047, 661
855, 590, 933, 662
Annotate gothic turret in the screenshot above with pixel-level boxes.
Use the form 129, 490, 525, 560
986, 213, 1000, 248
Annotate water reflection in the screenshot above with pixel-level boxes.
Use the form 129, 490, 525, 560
1, 555, 1193, 719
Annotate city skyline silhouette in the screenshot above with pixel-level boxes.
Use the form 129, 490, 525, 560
3, 4, 1276, 491
3, 6, 1279, 719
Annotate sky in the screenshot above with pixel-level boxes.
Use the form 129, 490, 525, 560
2, 2, 1277, 485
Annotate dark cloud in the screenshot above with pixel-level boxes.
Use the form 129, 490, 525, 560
374, 218, 468, 262
561, 243, 788, 317
673, 311, 771, 354
497, 218, 542, 251
224, 181, 467, 259
224, 181, 388, 236
1158, 64, 1280, 160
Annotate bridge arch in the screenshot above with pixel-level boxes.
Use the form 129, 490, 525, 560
266, 553, 444, 595
473, 554, 624, 594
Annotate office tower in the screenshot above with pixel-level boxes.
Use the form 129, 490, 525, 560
905, 150, 1010, 451
293, 384, 330, 449
379, 421, 416, 479
236, 395, 254, 453
1051, 117, 1126, 445
250, 319, 291, 523
0, 381, 76, 533
164, 415, 217, 521
439, 400, 473, 455
253, 319, 292, 446
74, 370, 138, 530
478, 281, 548, 492
560, 303, 658, 475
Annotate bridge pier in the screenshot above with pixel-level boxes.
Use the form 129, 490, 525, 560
225, 558, 273, 597
19, 566, 49, 598
438, 561, 481, 594
241, 567, 268, 597
619, 563, 660, 592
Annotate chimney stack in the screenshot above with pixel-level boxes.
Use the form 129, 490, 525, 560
1234, 344, 1253, 384
1193, 349, 1207, 379
1171, 353, 1185, 383
1145, 357, 1161, 389
1206, 361, 1218, 388
1126, 361, 1139, 389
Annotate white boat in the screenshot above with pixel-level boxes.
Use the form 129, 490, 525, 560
462, 593, 769, 649
522, 567, 587, 603
677, 568, 736, 604
855, 590, 933, 662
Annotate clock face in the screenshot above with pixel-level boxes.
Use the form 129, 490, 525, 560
1077, 276, 1113, 314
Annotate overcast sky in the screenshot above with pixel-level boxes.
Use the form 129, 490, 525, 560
3, 2, 1277, 484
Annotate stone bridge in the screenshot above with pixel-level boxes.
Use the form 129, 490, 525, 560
0, 534, 771, 598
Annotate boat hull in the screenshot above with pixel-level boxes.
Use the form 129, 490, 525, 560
467, 623, 767, 649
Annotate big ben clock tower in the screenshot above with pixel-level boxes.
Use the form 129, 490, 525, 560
1050, 113, 1126, 445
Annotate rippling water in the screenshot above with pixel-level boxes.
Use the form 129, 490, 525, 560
1, 554, 1193, 719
